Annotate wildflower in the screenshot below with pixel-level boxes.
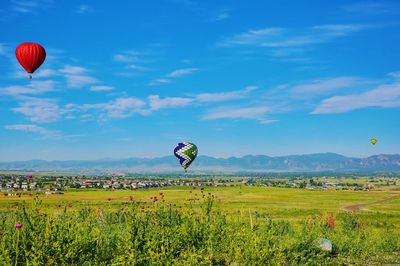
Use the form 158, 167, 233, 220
327, 213, 335, 229
159, 192, 164, 196
192, 186, 196, 190
15, 223, 23, 229
201, 187, 204, 191
107, 197, 112, 201
129, 196, 134, 201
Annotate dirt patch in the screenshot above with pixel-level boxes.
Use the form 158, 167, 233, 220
343, 195, 400, 213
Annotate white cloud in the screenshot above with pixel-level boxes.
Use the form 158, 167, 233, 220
12, 97, 62, 123
65, 75, 98, 88
90, 85, 114, 91
11, 0, 52, 14
59, 65, 87, 75
167, 68, 198, 78
127, 64, 150, 71
76, 97, 148, 119
113, 53, 139, 63
290, 77, 361, 96
149, 78, 171, 86
4, 124, 62, 139
194, 86, 257, 102
34, 68, 58, 78
11, 0, 37, 13
388, 71, 400, 80
219, 28, 283, 46
1, 80, 56, 96
203, 106, 274, 124
149, 95, 193, 110
76, 5, 91, 14
312, 82, 400, 114
219, 24, 369, 48
213, 12, 229, 21
342, 2, 392, 14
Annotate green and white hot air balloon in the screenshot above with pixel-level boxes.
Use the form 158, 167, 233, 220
173, 142, 198, 172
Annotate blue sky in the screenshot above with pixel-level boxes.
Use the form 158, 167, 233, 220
1, 0, 400, 160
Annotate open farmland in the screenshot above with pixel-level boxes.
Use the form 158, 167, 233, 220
1, 186, 399, 219
0, 185, 399, 265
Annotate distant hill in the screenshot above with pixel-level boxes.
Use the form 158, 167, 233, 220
0, 153, 399, 174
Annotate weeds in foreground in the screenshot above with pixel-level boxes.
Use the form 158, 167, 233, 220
0, 193, 399, 265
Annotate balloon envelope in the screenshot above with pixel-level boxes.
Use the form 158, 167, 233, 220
25, 174, 33, 179
15, 42, 46, 74
371, 138, 377, 145
173, 142, 198, 171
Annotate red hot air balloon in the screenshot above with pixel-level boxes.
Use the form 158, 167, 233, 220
26, 174, 33, 179
15, 42, 46, 79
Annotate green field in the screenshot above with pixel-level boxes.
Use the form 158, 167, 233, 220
1, 186, 400, 219
1, 186, 399, 265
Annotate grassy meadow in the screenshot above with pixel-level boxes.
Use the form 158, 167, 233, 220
0, 186, 399, 265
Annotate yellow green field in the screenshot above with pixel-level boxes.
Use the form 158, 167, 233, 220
1, 186, 400, 265
2, 186, 399, 221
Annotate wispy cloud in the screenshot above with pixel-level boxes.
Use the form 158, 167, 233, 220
65, 75, 98, 88
149, 78, 172, 86
150, 67, 198, 86
212, 11, 229, 21
341, 2, 393, 14
194, 86, 257, 102
90, 85, 114, 92
10, 0, 52, 14
127, 64, 150, 71
113, 50, 153, 77
12, 97, 63, 123
11, 0, 38, 13
76, 4, 92, 14
34, 68, 58, 78
70, 97, 148, 120
59, 65, 87, 75
167, 68, 198, 78
4, 124, 62, 139
148, 95, 193, 110
113, 52, 140, 63
203, 106, 274, 124
147, 85, 258, 111
1, 80, 56, 96
59, 65, 98, 88
290, 77, 362, 96
312, 82, 400, 114
218, 24, 370, 50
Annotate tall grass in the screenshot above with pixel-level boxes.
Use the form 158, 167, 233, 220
0, 193, 399, 265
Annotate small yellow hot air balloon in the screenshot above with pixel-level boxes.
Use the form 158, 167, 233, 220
370, 138, 377, 145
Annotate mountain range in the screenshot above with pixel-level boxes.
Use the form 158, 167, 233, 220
0, 153, 400, 174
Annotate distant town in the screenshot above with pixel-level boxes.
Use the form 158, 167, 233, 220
1, 172, 399, 195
